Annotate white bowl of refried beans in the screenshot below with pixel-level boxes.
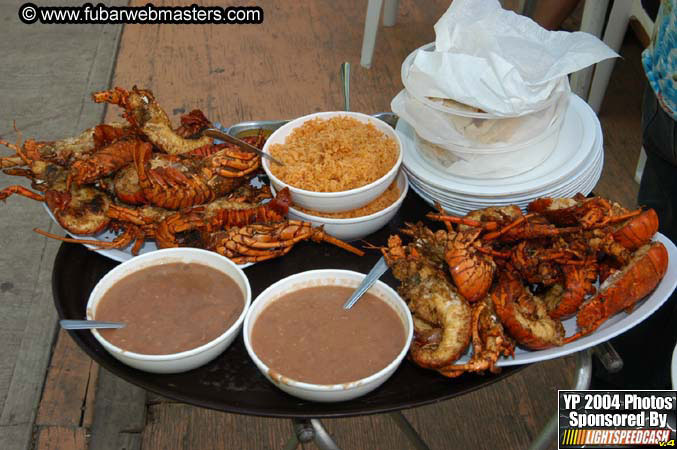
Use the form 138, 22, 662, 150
261, 112, 403, 213
86, 248, 251, 374
243, 269, 413, 402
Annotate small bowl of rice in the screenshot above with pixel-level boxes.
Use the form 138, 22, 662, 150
262, 112, 402, 213
279, 170, 408, 241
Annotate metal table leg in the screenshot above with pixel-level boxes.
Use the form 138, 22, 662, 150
529, 342, 623, 450
529, 348, 593, 450
285, 346, 614, 450
285, 413, 431, 450
283, 431, 300, 450
388, 411, 431, 450
286, 418, 341, 450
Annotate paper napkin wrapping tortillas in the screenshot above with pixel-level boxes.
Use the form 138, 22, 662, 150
404, 0, 618, 117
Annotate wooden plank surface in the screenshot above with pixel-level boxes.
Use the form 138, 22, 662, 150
82, 363, 100, 430
142, 403, 298, 450
106, 0, 449, 123
0, 2, 126, 448
88, 368, 146, 450
36, 426, 87, 450
36, 330, 94, 427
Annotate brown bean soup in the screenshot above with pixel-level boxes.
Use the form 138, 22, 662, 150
251, 286, 406, 385
95, 262, 244, 355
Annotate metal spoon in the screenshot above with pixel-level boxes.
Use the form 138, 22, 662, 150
60, 320, 126, 330
203, 128, 285, 166
372, 111, 399, 129
338, 63, 393, 310
340, 61, 399, 128
343, 256, 389, 310
340, 62, 351, 112
227, 120, 289, 136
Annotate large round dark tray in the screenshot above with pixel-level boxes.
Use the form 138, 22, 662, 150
52, 191, 525, 418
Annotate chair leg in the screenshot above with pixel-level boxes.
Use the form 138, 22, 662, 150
634, 146, 647, 184
587, 0, 633, 113
570, 0, 610, 99
361, 0, 384, 69
383, 0, 400, 26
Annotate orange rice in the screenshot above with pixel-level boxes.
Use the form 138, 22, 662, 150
269, 116, 398, 192
294, 182, 400, 219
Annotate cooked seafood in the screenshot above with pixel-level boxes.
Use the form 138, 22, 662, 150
92, 86, 213, 154
69, 138, 149, 187
0, 122, 128, 169
438, 298, 514, 377
153, 188, 292, 248
567, 241, 668, 341
381, 235, 472, 369
203, 220, 364, 264
1, 87, 361, 264
132, 142, 259, 210
445, 229, 496, 303
491, 268, 564, 350
381, 195, 669, 377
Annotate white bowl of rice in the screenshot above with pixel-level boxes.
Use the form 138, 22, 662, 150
262, 112, 403, 213
279, 170, 408, 241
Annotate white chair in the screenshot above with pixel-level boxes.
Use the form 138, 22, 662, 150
360, 0, 652, 104
360, 0, 400, 68
570, 0, 653, 183
360, 0, 526, 69
574, 0, 653, 112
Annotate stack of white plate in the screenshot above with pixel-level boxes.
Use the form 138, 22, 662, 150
397, 95, 603, 216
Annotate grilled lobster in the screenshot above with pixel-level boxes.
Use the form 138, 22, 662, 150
566, 241, 669, 341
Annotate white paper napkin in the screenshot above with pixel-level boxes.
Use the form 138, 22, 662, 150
405, 0, 618, 116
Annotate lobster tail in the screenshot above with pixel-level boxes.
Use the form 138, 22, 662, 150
575, 241, 668, 336
547, 256, 598, 320
612, 208, 659, 251
70, 138, 147, 186
175, 109, 212, 138
445, 229, 495, 303
491, 269, 565, 350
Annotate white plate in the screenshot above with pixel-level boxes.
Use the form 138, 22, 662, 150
403, 122, 600, 205
398, 95, 600, 197
459, 233, 677, 367
401, 95, 599, 196
42, 204, 254, 268
406, 129, 603, 205
407, 150, 602, 215
406, 138, 603, 205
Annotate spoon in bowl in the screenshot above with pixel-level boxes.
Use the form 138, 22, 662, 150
202, 128, 285, 166
343, 256, 389, 310
338, 62, 393, 309
340, 62, 351, 112
60, 320, 126, 330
